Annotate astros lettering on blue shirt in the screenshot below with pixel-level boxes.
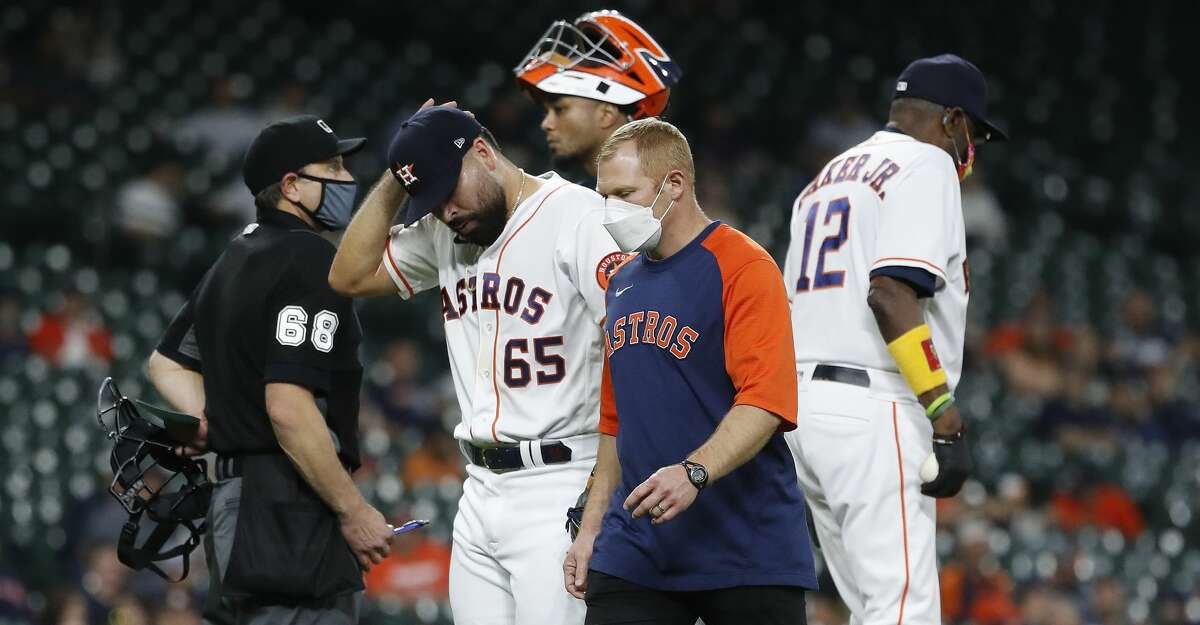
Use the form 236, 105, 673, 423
439, 272, 553, 324
607, 310, 699, 359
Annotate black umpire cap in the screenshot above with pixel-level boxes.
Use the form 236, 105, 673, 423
243, 115, 366, 195
893, 54, 1007, 142
386, 105, 483, 226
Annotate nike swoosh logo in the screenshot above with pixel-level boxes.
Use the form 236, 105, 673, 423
615, 286, 633, 297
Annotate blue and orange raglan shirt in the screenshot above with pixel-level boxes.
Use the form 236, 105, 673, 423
589, 221, 817, 591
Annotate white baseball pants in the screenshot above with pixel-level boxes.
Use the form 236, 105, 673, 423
449, 440, 594, 625
785, 363, 940, 625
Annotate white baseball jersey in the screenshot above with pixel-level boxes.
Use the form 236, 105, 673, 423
783, 130, 969, 388
381, 172, 624, 444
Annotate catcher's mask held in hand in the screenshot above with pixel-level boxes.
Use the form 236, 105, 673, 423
514, 10, 682, 120
97, 377, 211, 582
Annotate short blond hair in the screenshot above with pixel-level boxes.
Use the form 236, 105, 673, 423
596, 118, 695, 184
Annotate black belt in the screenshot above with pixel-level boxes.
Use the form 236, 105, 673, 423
462, 440, 573, 473
215, 455, 243, 480
215, 453, 350, 480
812, 364, 871, 388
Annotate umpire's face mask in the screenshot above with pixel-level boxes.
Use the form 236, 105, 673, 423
293, 173, 359, 230
97, 378, 212, 582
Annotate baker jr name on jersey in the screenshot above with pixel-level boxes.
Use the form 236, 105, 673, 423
606, 309, 699, 360
798, 152, 904, 203
440, 272, 553, 325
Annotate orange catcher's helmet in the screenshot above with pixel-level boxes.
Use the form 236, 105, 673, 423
514, 10, 682, 120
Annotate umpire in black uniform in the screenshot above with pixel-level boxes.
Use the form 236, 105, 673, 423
147, 115, 393, 624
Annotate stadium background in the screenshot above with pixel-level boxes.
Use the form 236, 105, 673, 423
1, 0, 1199, 623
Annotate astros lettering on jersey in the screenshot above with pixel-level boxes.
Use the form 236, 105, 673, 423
381, 172, 624, 443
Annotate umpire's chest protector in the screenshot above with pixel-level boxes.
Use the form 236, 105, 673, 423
222, 454, 362, 601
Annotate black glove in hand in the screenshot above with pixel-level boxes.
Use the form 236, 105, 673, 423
920, 428, 972, 498
566, 473, 594, 539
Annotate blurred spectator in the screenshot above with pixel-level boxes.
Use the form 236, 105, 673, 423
1034, 367, 1119, 454
27, 290, 112, 368
202, 177, 257, 226
1050, 475, 1144, 539
1017, 586, 1053, 624
197, 82, 317, 225
0, 570, 31, 624
0, 291, 27, 362
1018, 586, 1088, 625
1110, 379, 1168, 442
112, 160, 185, 263
1086, 576, 1125, 625
363, 507, 451, 604
402, 431, 465, 488
173, 77, 265, 167
940, 520, 1019, 624
41, 588, 88, 625
367, 340, 441, 431
8, 7, 121, 110
106, 595, 150, 625
39, 9, 122, 90
1149, 364, 1200, 440
799, 79, 877, 175
78, 544, 130, 623
1109, 290, 1177, 376
1044, 594, 1084, 625
981, 474, 1045, 536
961, 173, 1008, 251
986, 292, 1074, 398
1152, 594, 1190, 625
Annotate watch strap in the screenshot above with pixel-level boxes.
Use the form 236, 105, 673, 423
680, 460, 708, 490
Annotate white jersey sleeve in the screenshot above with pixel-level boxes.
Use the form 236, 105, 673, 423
556, 200, 624, 325
870, 152, 960, 290
382, 214, 440, 300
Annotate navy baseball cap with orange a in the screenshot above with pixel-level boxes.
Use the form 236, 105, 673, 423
387, 106, 483, 226
893, 54, 1007, 142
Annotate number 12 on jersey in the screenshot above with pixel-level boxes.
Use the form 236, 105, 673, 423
794, 196, 851, 292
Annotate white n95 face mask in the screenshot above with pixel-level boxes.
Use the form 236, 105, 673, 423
602, 177, 675, 253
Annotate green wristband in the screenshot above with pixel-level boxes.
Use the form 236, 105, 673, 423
926, 393, 955, 421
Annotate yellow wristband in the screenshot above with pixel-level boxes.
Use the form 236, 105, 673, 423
886, 324, 947, 396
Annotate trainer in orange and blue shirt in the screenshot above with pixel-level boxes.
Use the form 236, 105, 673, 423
562, 118, 817, 625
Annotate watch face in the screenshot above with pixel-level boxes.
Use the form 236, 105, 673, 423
689, 466, 707, 484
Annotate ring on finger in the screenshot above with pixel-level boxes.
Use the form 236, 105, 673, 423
650, 504, 664, 517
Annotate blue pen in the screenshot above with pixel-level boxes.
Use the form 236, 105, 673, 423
392, 519, 431, 536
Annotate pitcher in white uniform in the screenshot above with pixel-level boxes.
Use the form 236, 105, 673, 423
782, 55, 1006, 625
330, 102, 624, 625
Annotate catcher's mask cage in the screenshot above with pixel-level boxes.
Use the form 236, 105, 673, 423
97, 377, 211, 582
514, 10, 682, 119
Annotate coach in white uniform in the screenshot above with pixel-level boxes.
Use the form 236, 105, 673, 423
783, 55, 1006, 624
330, 102, 623, 625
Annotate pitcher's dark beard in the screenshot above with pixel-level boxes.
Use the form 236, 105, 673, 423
452, 177, 508, 247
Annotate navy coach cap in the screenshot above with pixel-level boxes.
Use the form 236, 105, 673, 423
893, 54, 1007, 142
387, 106, 484, 226
243, 115, 366, 195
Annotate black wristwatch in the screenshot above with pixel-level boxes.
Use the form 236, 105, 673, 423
680, 460, 708, 491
